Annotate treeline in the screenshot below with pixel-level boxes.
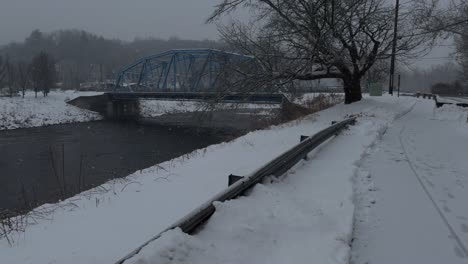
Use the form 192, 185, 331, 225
399, 62, 464, 94
0, 29, 221, 93
0, 52, 55, 97
431, 81, 467, 96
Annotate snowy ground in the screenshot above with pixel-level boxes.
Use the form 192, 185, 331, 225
351, 101, 468, 263
292, 92, 343, 104
139, 92, 344, 118
139, 100, 280, 118
1, 95, 419, 264
0, 91, 338, 131
0, 90, 103, 130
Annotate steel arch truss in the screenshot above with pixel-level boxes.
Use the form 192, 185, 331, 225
114, 49, 256, 93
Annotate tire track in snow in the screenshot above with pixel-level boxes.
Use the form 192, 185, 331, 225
398, 103, 468, 258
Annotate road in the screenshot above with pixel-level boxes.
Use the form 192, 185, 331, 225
351, 100, 468, 263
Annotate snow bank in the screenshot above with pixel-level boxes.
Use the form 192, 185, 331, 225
0, 91, 340, 131
139, 93, 342, 118
0, 90, 103, 130
140, 100, 279, 117
0, 95, 417, 264
432, 103, 468, 123
129, 97, 416, 264
292, 92, 343, 105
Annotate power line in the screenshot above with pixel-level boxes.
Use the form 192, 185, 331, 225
416, 56, 453, 60
401, 18, 468, 38
431, 44, 457, 47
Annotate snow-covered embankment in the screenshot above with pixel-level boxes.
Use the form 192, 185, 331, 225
1, 96, 418, 264
0, 91, 102, 130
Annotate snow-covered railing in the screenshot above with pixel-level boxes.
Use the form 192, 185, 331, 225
415, 92, 436, 100
115, 117, 357, 264
435, 95, 468, 108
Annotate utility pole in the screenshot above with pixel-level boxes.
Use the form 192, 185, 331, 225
388, 0, 400, 95
397, 74, 401, 97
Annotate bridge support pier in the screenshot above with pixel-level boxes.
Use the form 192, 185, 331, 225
106, 99, 140, 120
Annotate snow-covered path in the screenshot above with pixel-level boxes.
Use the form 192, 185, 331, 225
352, 101, 468, 263
128, 123, 361, 264
122, 98, 419, 264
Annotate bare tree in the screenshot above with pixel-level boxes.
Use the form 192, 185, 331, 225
367, 59, 390, 85
399, 62, 461, 92
31, 52, 56, 97
209, 0, 434, 103
413, 1, 468, 81
17, 61, 31, 98
449, 3, 468, 81
0, 56, 6, 89
412, 0, 468, 37
5, 58, 17, 97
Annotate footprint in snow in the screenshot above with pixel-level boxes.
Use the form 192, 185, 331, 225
443, 205, 452, 213
462, 223, 468, 233
425, 179, 436, 188
454, 246, 465, 259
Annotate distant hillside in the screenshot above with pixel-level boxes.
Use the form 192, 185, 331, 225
0, 29, 223, 89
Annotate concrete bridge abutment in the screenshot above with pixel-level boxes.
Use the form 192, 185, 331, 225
106, 99, 140, 120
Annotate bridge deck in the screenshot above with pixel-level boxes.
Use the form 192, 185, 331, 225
107, 92, 287, 104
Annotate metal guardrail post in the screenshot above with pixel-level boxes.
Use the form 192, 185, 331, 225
115, 117, 356, 264
228, 174, 244, 186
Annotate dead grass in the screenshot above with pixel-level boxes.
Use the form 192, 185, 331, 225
273, 93, 344, 125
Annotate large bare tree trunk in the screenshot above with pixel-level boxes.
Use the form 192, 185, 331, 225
343, 76, 362, 104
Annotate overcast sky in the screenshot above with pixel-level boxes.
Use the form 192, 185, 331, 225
0, 0, 455, 68
0, 0, 222, 45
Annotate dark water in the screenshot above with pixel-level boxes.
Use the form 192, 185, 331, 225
0, 121, 228, 215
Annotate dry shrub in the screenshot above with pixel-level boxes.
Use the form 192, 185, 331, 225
279, 93, 344, 122
280, 101, 314, 122
303, 93, 343, 111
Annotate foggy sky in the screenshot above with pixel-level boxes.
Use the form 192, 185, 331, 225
0, 0, 221, 45
0, 0, 455, 68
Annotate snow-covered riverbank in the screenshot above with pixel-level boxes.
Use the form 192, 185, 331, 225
1, 95, 424, 264
0, 91, 103, 130
0, 91, 340, 130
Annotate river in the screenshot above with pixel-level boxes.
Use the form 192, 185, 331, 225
0, 121, 230, 216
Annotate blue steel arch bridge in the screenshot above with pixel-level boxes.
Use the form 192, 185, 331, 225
114, 49, 254, 93
101, 49, 289, 119
110, 49, 285, 103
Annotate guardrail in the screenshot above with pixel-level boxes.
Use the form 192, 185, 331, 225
415, 92, 437, 100
115, 117, 357, 264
